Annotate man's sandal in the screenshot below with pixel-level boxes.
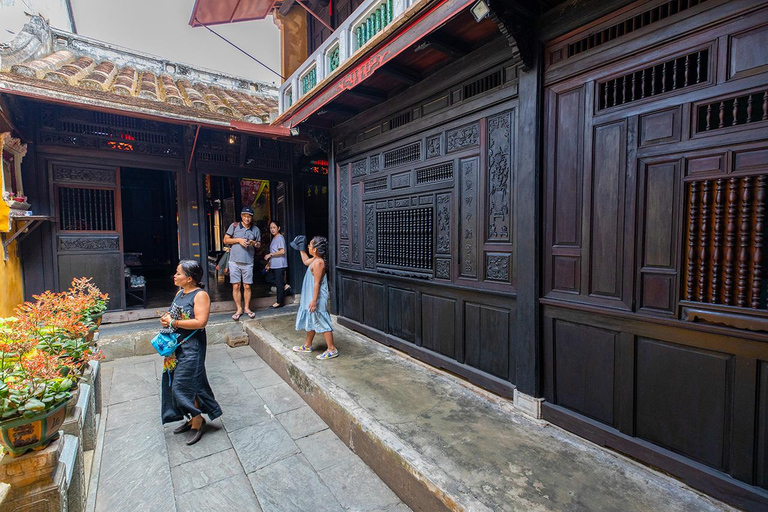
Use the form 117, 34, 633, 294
232, 312, 242, 321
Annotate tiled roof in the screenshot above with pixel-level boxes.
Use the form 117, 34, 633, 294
0, 17, 278, 127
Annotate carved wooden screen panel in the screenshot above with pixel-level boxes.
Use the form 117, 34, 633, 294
52, 162, 124, 310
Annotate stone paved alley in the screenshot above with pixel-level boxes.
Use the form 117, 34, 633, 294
90, 343, 410, 512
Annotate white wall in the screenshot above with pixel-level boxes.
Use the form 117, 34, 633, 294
0, 0, 74, 43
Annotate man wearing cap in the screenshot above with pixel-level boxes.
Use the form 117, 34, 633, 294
223, 207, 261, 320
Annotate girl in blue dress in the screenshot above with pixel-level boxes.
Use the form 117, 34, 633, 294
292, 236, 338, 359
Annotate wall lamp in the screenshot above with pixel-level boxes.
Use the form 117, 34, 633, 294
470, 0, 490, 22
290, 127, 300, 136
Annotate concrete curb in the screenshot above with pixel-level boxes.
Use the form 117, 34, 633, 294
245, 318, 494, 512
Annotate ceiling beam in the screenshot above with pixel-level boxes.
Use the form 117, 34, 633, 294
413, 34, 469, 59
378, 65, 420, 85
318, 103, 359, 116
345, 86, 387, 102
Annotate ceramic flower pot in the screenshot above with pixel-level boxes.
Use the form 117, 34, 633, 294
0, 401, 67, 457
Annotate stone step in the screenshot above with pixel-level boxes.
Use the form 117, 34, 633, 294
244, 314, 733, 512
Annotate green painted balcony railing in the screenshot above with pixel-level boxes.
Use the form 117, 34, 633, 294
329, 46, 340, 72
355, 0, 393, 49
301, 68, 317, 95
287, 91, 293, 107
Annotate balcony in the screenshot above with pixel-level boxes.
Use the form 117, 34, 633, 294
278, 0, 420, 114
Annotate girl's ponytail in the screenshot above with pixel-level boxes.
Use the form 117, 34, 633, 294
310, 236, 330, 283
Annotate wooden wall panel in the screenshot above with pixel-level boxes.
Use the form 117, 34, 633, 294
758, 361, 768, 489
635, 338, 729, 470
58, 252, 123, 309
553, 320, 616, 425
589, 120, 627, 300
388, 287, 416, 342
465, 303, 511, 380
639, 160, 680, 314
341, 276, 362, 322
553, 87, 584, 248
728, 23, 768, 80
363, 281, 387, 332
421, 294, 456, 358
459, 157, 480, 278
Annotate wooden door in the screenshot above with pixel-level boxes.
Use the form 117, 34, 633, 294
51, 162, 124, 310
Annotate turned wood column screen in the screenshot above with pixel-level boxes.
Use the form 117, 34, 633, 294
683, 174, 767, 309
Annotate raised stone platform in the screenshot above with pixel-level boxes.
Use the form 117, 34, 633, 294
245, 313, 733, 512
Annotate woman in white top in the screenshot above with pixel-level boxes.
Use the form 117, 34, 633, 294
264, 220, 288, 308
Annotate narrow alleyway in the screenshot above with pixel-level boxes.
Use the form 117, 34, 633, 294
90, 343, 410, 512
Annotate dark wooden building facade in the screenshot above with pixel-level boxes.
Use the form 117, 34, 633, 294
272, 0, 768, 507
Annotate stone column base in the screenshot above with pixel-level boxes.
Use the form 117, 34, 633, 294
513, 390, 544, 419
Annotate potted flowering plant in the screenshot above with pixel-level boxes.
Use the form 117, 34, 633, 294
0, 328, 79, 457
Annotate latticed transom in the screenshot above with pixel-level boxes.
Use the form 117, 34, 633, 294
376, 208, 434, 270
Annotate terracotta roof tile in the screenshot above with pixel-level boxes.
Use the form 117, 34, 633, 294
0, 19, 278, 126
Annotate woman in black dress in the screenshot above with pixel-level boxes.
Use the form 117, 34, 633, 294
160, 260, 222, 445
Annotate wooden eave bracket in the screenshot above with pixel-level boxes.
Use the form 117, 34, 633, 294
488, 3, 537, 71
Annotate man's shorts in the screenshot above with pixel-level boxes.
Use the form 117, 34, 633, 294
228, 261, 253, 284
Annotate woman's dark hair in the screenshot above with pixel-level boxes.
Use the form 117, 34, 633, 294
270, 220, 282, 233
310, 236, 329, 281
179, 259, 205, 289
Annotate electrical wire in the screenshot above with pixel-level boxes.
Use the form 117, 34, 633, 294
193, 17, 285, 80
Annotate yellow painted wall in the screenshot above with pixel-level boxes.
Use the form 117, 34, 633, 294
0, 238, 24, 317
274, 8, 308, 81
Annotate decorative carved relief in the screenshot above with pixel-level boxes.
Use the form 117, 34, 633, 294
370, 155, 381, 173
365, 204, 375, 250
352, 159, 368, 178
59, 236, 119, 251
340, 164, 349, 239
447, 124, 479, 153
435, 259, 451, 279
53, 166, 116, 185
460, 158, 479, 277
486, 253, 511, 282
436, 193, 451, 254
427, 135, 441, 158
487, 112, 512, 241
339, 244, 350, 262
365, 252, 376, 269
391, 172, 411, 189
352, 184, 361, 263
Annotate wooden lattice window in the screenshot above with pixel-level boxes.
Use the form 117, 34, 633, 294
416, 163, 453, 184
597, 48, 709, 110
58, 187, 116, 232
696, 90, 768, 133
384, 142, 421, 169
376, 208, 433, 270
683, 175, 767, 309
567, 0, 710, 58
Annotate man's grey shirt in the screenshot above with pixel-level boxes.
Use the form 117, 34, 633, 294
226, 222, 261, 263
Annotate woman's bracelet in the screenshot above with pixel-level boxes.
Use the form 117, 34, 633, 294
170, 319, 176, 329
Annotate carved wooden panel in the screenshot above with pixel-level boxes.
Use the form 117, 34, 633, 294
352, 159, 368, 178
485, 253, 511, 283
388, 287, 416, 342
52, 166, 116, 185
58, 236, 119, 251
364, 203, 375, 250
435, 258, 451, 279
589, 120, 626, 300
487, 111, 512, 242
391, 172, 411, 189
339, 163, 350, 240
465, 303, 510, 379
436, 193, 451, 255
683, 174, 767, 309
421, 294, 456, 358
364, 177, 388, 193
636, 337, 729, 470
351, 183, 361, 264
426, 135, 441, 158
460, 157, 479, 278
447, 123, 479, 153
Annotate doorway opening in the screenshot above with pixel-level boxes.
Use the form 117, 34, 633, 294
120, 167, 179, 309
204, 175, 287, 303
